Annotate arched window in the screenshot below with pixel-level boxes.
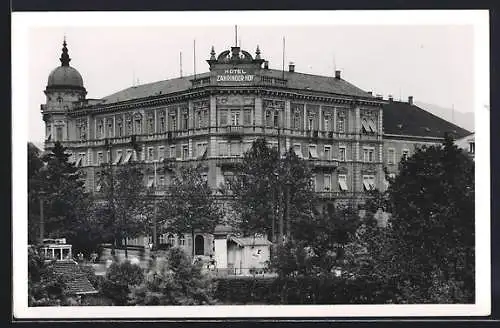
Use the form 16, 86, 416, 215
195, 235, 204, 255
168, 234, 176, 246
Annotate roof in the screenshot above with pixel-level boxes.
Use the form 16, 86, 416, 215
51, 260, 98, 295
383, 100, 471, 139
99, 69, 372, 105
229, 236, 273, 247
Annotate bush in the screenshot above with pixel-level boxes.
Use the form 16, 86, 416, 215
101, 261, 144, 305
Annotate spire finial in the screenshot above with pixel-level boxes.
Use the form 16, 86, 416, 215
235, 25, 238, 47
210, 45, 216, 60
255, 45, 261, 59
60, 37, 71, 66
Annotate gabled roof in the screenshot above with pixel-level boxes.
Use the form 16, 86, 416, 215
99, 69, 372, 105
383, 100, 471, 139
51, 260, 98, 295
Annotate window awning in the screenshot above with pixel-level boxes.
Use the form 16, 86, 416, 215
363, 180, 371, 191
123, 151, 132, 164
75, 157, 83, 168
197, 144, 208, 159
361, 119, 370, 132
113, 153, 122, 165
339, 179, 348, 191
95, 183, 102, 192
294, 147, 303, 158
368, 119, 377, 132
147, 179, 155, 188
46, 133, 52, 141
309, 147, 319, 159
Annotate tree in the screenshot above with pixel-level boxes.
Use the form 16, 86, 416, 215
28, 143, 44, 243
158, 166, 222, 257
101, 261, 144, 305
96, 162, 150, 258
29, 142, 90, 247
348, 135, 475, 303
229, 138, 316, 242
130, 247, 217, 305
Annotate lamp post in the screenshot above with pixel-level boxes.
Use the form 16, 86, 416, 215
152, 160, 158, 250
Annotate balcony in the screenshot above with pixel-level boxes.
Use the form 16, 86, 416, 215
215, 156, 243, 168
222, 126, 243, 138
309, 159, 338, 169
316, 191, 357, 199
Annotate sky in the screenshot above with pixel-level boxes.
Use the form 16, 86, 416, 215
25, 15, 476, 146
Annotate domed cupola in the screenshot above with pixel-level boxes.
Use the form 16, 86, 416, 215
46, 39, 86, 93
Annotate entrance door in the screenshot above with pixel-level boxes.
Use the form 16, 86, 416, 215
195, 235, 205, 255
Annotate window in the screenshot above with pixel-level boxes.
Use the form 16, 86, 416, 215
168, 234, 176, 246
159, 175, 165, 187
159, 234, 166, 245
402, 149, 409, 161
179, 235, 186, 246
117, 120, 123, 137
339, 146, 346, 161
244, 110, 252, 125
169, 114, 177, 131
169, 145, 176, 158
123, 150, 133, 164
134, 116, 142, 134
337, 117, 345, 133
76, 153, 85, 167
159, 146, 165, 161
363, 147, 375, 162
147, 176, 155, 188
219, 142, 228, 156
469, 142, 475, 154
106, 150, 111, 163
160, 115, 165, 132
265, 110, 271, 127
196, 111, 202, 128
311, 174, 316, 191
308, 116, 314, 130
323, 115, 330, 131
388, 148, 395, 164
324, 145, 331, 160
309, 145, 319, 159
220, 111, 228, 126
201, 173, 208, 183
46, 126, 52, 141
148, 116, 154, 133
363, 175, 376, 191
97, 152, 103, 165
126, 118, 133, 135
324, 174, 331, 191
113, 150, 122, 165
148, 147, 154, 161
338, 174, 348, 191
293, 112, 301, 130
182, 144, 189, 160
273, 111, 279, 127
182, 113, 189, 130
231, 111, 240, 126
294, 144, 303, 158
197, 143, 208, 159
56, 127, 63, 141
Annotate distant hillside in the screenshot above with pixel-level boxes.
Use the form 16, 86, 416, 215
414, 101, 474, 133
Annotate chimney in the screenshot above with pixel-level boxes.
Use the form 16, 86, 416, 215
264, 61, 269, 69
335, 70, 341, 79
388, 95, 393, 102
368, 91, 373, 96
288, 62, 295, 72
408, 96, 413, 105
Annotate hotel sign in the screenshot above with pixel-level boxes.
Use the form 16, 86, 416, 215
216, 68, 255, 82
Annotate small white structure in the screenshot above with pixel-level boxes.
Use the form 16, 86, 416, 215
38, 238, 72, 261
227, 236, 272, 275
213, 225, 272, 276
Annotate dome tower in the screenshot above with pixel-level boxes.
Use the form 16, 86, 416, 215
42, 38, 87, 143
